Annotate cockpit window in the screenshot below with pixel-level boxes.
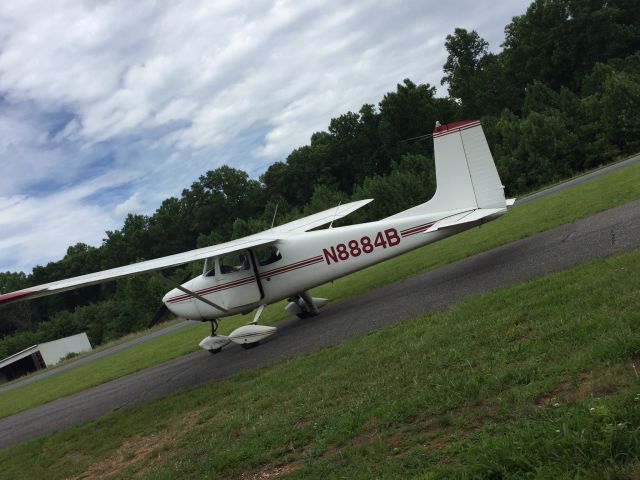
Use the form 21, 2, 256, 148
203, 257, 216, 277
219, 252, 250, 274
255, 246, 282, 266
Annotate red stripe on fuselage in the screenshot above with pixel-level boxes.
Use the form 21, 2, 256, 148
167, 276, 255, 303
261, 256, 323, 278
165, 255, 324, 304
400, 222, 435, 237
260, 256, 323, 278
168, 276, 254, 302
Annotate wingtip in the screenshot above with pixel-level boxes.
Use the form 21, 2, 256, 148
339, 198, 373, 210
0, 288, 46, 305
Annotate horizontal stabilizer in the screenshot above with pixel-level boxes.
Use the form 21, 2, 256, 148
425, 207, 506, 233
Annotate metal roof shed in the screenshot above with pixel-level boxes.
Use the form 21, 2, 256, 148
0, 332, 92, 383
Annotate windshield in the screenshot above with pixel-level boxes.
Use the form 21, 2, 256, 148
203, 257, 215, 276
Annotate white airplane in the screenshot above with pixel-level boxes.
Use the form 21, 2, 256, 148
0, 120, 514, 353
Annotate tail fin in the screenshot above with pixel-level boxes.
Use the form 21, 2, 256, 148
388, 120, 506, 219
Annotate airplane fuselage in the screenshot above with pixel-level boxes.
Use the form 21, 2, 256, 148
163, 209, 503, 321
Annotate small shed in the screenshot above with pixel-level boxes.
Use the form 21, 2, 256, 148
0, 332, 92, 383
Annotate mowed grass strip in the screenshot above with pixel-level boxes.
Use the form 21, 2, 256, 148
1, 247, 639, 479
0, 161, 639, 419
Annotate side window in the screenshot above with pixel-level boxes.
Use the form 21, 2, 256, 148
219, 252, 250, 274
203, 257, 216, 277
255, 246, 282, 266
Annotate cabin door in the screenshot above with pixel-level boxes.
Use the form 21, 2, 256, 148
212, 250, 262, 311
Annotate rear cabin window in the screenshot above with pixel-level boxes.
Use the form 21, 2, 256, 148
219, 252, 250, 274
255, 246, 282, 266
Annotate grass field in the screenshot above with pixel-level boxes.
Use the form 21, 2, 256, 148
0, 160, 639, 420
1, 246, 639, 478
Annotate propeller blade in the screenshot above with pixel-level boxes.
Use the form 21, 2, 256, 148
148, 272, 192, 328
148, 303, 170, 329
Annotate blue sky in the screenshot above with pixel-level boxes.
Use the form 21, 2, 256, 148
0, 0, 531, 273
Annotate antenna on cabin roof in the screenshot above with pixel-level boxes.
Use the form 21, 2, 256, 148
270, 202, 279, 229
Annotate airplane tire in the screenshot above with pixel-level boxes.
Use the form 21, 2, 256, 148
241, 341, 260, 349
208, 347, 222, 355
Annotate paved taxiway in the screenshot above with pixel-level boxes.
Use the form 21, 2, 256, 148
1, 194, 639, 447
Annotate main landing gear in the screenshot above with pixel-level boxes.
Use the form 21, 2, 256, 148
286, 292, 329, 318
227, 304, 277, 349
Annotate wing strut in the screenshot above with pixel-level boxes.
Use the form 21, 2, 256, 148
247, 249, 265, 300
151, 272, 229, 313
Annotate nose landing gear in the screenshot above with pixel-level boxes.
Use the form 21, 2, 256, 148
199, 305, 278, 354
198, 319, 230, 354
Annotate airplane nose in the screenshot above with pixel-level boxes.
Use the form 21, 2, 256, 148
162, 287, 180, 304
163, 287, 203, 320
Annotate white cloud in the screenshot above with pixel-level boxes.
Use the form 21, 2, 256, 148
0, 0, 531, 273
114, 192, 144, 217
0, 170, 138, 271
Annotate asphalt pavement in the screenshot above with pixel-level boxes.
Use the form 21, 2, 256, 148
1, 195, 639, 447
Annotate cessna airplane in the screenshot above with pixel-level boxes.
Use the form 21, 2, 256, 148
0, 120, 513, 353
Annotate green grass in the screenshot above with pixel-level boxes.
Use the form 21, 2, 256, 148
2, 246, 639, 479
0, 161, 639, 420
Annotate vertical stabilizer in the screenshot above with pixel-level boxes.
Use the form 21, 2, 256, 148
388, 120, 505, 219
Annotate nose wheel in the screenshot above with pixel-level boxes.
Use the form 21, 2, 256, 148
199, 319, 230, 354
207, 320, 222, 354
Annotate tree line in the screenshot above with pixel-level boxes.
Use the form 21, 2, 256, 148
1, 0, 639, 357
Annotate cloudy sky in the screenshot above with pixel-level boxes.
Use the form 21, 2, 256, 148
0, 0, 531, 274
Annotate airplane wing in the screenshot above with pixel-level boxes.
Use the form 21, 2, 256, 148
266, 198, 372, 234
0, 198, 373, 306
0, 236, 277, 306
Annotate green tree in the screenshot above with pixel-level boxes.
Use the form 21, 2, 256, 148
494, 110, 579, 193
441, 28, 488, 113
378, 79, 456, 162
352, 153, 435, 221
502, 0, 640, 93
